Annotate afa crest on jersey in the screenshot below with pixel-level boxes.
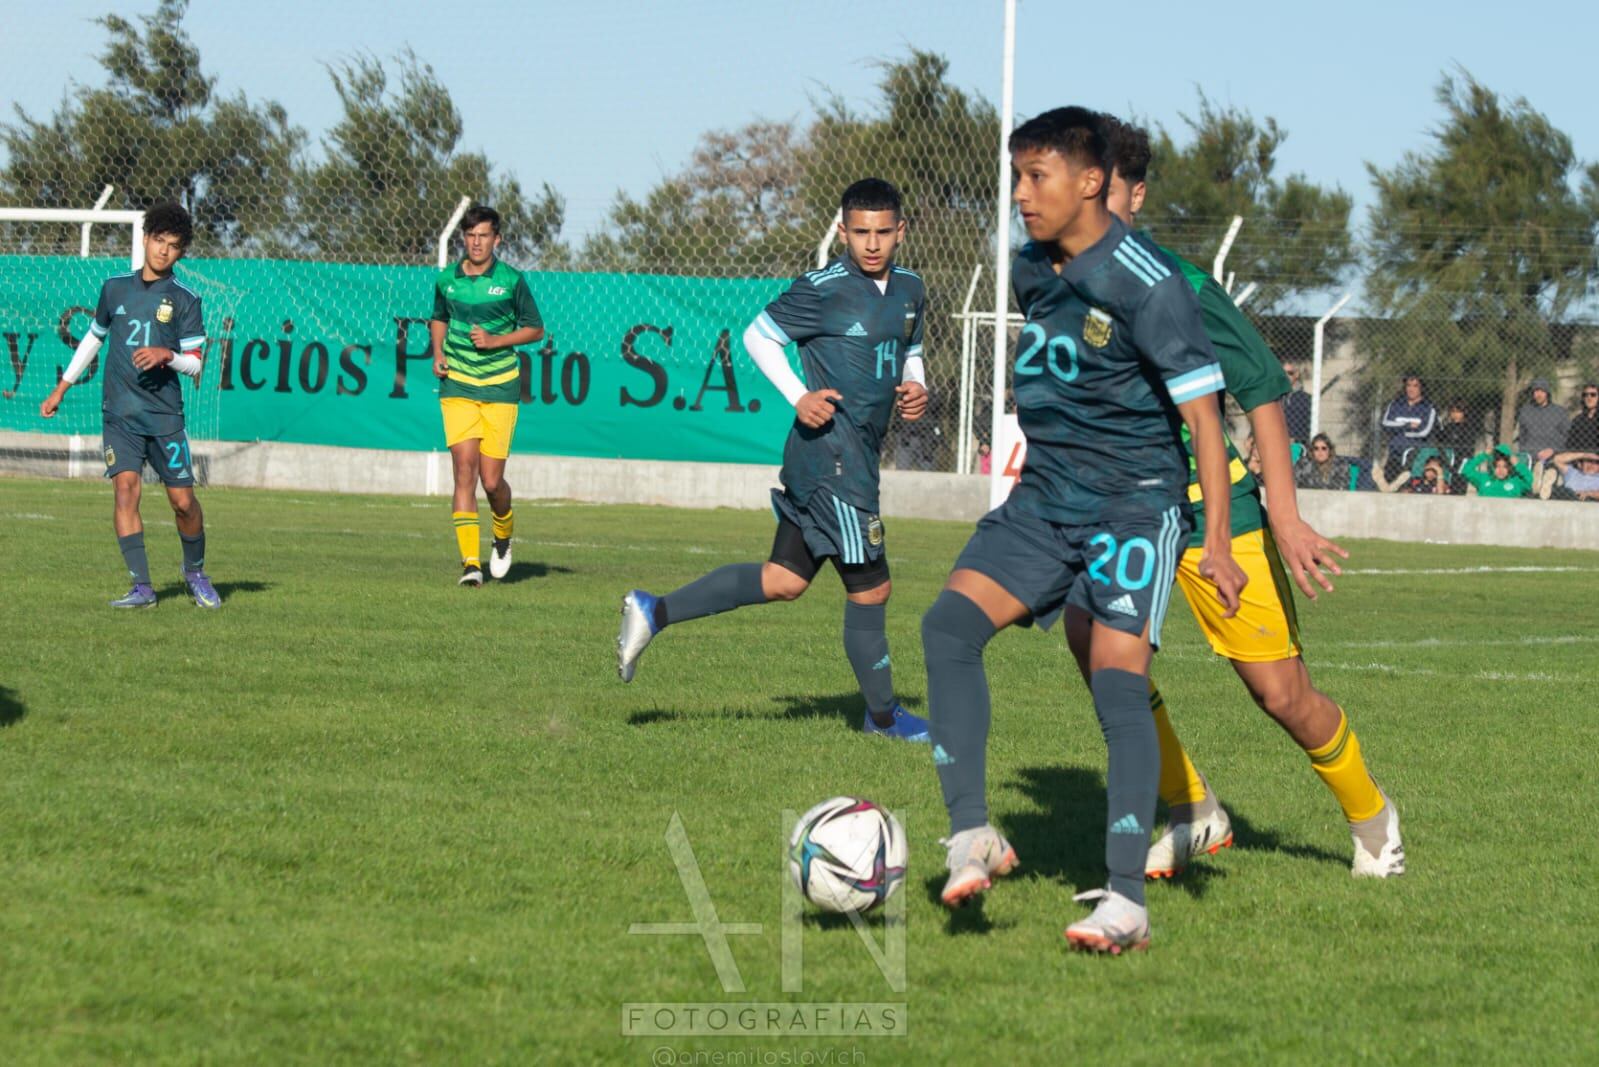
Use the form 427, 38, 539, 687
902, 309, 916, 341
156, 299, 175, 324
1084, 308, 1113, 348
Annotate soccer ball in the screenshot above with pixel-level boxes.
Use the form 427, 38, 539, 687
788, 796, 907, 914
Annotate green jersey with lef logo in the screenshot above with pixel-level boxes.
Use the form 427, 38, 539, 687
430, 258, 543, 403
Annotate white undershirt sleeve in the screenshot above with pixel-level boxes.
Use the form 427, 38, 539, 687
902, 355, 926, 389
61, 332, 102, 384
742, 320, 807, 408
168, 352, 204, 379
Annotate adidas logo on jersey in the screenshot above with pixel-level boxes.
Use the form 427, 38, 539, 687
846, 322, 868, 337
1106, 594, 1139, 617
1109, 813, 1145, 835
114, 305, 126, 315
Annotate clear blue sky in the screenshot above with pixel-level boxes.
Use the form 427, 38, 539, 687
5, 0, 1596, 243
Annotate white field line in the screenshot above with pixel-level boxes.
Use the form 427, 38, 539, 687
1344, 565, 1599, 576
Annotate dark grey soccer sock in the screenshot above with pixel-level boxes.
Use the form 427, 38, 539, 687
659, 563, 767, 627
117, 532, 150, 585
922, 590, 998, 834
1091, 667, 1159, 906
180, 530, 206, 574
843, 601, 895, 720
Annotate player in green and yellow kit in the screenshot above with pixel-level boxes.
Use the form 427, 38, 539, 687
429, 205, 544, 586
1093, 115, 1403, 879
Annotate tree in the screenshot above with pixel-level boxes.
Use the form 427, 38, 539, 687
583, 120, 811, 277
1138, 91, 1355, 312
1364, 69, 1599, 442
296, 52, 564, 266
0, 0, 302, 254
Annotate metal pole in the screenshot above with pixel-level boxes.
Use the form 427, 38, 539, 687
1310, 292, 1352, 440
988, 0, 1016, 508
436, 195, 471, 269
1212, 215, 1243, 284
814, 209, 843, 270
1233, 281, 1259, 308
956, 262, 983, 474
81, 186, 114, 257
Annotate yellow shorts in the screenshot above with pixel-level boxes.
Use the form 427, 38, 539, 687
440, 398, 518, 459
1175, 527, 1301, 662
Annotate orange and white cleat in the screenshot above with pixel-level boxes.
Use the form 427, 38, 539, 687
939, 825, 1018, 908
1145, 805, 1233, 879
1064, 888, 1151, 955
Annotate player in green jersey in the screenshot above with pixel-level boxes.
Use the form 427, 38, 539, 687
429, 205, 544, 586
1094, 115, 1403, 879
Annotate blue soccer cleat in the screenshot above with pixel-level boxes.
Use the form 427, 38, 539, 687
184, 570, 222, 609
863, 704, 931, 743
617, 589, 660, 682
110, 582, 157, 609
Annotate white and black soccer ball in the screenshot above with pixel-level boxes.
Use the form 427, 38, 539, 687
788, 797, 907, 914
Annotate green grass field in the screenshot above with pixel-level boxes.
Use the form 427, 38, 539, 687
2, 476, 1597, 1065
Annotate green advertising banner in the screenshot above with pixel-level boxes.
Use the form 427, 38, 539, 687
0, 256, 799, 464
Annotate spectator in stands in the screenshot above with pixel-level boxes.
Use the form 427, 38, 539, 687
1294, 433, 1347, 491
1433, 398, 1477, 460
1516, 378, 1569, 465
1403, 455, 1455, 495
1463, 447, 1534, 498
1541, 451, 1599, 502
977, 441, 992, 475
1280, 357, 1312, 443
1381, 374, 1437, 480
1565, 383, 1599, 453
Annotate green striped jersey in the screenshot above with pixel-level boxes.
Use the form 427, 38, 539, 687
430, 258, 543, 403
1162, 245, 1290, 547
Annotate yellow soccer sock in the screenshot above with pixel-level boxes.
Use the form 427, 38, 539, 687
491, 507, 514, 541
1150, 681, 1210, 808
453, 510, 481, 566
1305, 708, 1385, 823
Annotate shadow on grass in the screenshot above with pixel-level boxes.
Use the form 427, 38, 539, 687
997, 764, 1346, 903
497, 560, 574, 584
624, 693, 925, 732
154, 578, 274, 603
0, 686, 24, 727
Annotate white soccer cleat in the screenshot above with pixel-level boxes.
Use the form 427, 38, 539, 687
1351, 791, 1406, 878
939, 824, 1018, 908
1145, 804, 1233, 879
489, 537, 513, 580
1064, 887, 1151, 955
617, 589, 660, 683
458, 564, 483, 588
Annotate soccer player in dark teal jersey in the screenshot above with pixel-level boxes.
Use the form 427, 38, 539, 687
39, 202, 220, 609
616, 179, 933, 742
923, 109, 1247, 952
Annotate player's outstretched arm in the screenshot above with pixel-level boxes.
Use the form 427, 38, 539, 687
1179, 395, 1247, 618
1247, 400, 1347, 599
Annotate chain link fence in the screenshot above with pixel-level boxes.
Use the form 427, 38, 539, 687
3, 16, 1597, 504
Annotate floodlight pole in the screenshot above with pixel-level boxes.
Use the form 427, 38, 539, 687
988, 0, 1016, 507
1213, 215, 1243, 284
436, 195, 471, 269
814, 209, 843, 269
1310, 292, 1352, 440
80, 186, 114, 257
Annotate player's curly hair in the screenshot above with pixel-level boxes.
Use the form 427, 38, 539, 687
841, 178, 902, 220
1098, 113, 1152, 185
1008, 106, 1107, 197
143, 201, 193, 249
